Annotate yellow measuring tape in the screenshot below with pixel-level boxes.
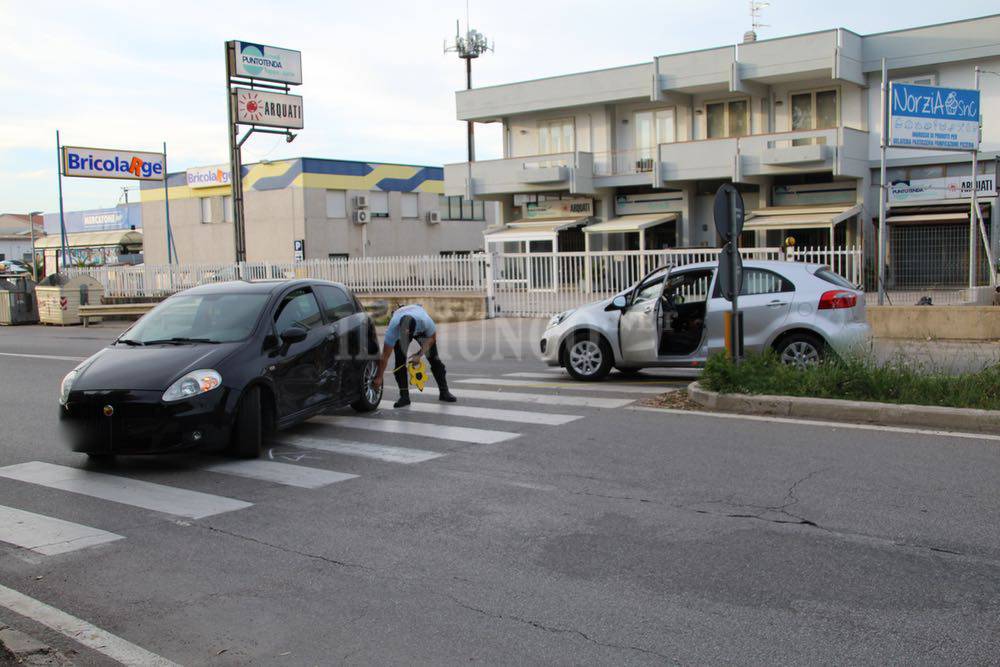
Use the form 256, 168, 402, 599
391, 359, 429, 391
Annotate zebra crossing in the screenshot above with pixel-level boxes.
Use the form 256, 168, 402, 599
0, 371, 677, 558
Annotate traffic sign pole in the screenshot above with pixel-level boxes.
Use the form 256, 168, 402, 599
713, 184, 745, 364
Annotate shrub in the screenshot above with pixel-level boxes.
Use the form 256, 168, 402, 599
702, 352, 1000, 411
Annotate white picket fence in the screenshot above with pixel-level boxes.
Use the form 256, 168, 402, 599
69, 246, 863, 317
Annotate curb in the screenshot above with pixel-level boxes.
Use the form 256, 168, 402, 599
0, 625, 73, 665
687, 382, 1000, 435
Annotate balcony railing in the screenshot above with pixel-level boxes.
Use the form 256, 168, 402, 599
593, 149, 659, 177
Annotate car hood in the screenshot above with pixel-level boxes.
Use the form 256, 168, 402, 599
74, 343, 241, 391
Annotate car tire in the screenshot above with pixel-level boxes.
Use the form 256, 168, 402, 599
232, 386, 263, 459
85, 453, 116, 465
351, 360, 382, 413
563, 333, 613, 381
775, 332, 825, 370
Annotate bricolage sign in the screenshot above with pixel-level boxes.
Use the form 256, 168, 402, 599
889, 82, 980, 151
62, 146, 165, 181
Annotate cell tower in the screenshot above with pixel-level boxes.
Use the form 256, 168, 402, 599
444, 3, 494, 162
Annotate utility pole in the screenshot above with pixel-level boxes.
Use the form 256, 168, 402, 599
27, 210, 41, 281
445, 9, 494, 164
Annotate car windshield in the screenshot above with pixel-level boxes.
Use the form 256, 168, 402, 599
120, 293, 270, 345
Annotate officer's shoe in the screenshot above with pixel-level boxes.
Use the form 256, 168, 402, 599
394, 393, 411, 408
439, 391, 457, 403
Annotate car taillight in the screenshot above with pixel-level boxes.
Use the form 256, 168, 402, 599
818, 290, 857, 310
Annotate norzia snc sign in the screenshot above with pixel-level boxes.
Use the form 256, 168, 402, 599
888, 82, 980, 151
229, 41, 303, 85
62, 146, 165, 181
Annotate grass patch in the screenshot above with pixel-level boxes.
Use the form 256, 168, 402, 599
702, 352, 1000, 411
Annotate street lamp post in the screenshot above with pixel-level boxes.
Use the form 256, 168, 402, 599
445, 19, 494, 164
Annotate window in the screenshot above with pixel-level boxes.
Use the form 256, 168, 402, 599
325, 190, 347, 218
666, 269, 714, 304
315, 284, 356, 322
713, 268, 793, 297
274, 288, 322, 332
815, 267, 855, 289
538, 118, 574, 153
791, 89, 838, 131
200, 197, 212, 224
401, 193, 419, 219
223, 196, 234, 223
440, 195, 485, 221
893, 74, 938, 87
368, 191, 389, 218
634, 108, 675, 161
706, 99, 749, 139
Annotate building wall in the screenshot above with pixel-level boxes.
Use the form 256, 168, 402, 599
142, 158, 493, 264
0, 239, 34, 262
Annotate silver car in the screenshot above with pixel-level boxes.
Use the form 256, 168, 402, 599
540, 260, 870, 380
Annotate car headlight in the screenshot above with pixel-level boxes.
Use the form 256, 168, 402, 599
547, 309, 575, 330
162, 369, 222, 402
59, 369, 80, 405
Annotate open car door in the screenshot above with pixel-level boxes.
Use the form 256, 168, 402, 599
618, 265, 670, 364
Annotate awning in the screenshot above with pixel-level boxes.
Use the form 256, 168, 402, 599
583, 213, 678, 234
886, 212, 968, 225
484, 217, 588, 242
36, 230, 143, 249
744, 204, 861, 231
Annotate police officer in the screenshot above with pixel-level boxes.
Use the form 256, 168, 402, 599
372, 304, 457, 408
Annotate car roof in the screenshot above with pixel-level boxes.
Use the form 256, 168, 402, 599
179, 278, 351, 297
669, 259, 821, 272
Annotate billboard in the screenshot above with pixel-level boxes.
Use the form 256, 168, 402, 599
889, 174, 997, 203
888, 83, 980, 151
186, 165, 232, 189
62, 146, 165, 181
524, 198, 593, 220
235, 89, 304, 129
229, 41, 302, 85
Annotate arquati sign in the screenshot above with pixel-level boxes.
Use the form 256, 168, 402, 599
524, 198, 593, 220
889, 174, 997, 203
235, 89, 304, 129
186, 165, 232, 189
888, 82, 980, 151
62, 146, 165, 181
229, 41, 303, 85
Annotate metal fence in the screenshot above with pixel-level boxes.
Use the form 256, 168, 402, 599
69, 246, 865, 317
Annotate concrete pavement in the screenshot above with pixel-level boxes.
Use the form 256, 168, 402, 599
0, 320, 997, 664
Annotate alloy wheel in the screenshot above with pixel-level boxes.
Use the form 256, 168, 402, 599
781, 341, 820, 370
569, 340, 603, 377
363, 360, 382, 404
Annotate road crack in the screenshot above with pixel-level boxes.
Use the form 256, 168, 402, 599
443, 593, 673, 662
196, 523, 371, 570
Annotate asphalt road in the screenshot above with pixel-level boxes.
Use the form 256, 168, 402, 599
0, 320, 998, 664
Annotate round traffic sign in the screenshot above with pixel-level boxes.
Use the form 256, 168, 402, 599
717, 242, 743, 301
713, 183, 746, 241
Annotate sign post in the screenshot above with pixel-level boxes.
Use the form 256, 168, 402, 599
225, 40, 304, 265
713, 184, 745, 363
55, 130, 68, 271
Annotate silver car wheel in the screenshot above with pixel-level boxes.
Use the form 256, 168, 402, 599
781, 341, 820, 369
569, 340, 603, 377
363, 360, 382, 404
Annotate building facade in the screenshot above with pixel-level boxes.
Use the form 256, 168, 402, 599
446, 15, 1000, 292
140, 158, 495, 265
0, 214, 44, 266
39, 204, 143, 274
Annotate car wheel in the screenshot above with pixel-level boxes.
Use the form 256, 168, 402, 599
564, 334, 613, 381
351, 360, 382, 412
776, 333, 824, 370
232, 386, 263, 459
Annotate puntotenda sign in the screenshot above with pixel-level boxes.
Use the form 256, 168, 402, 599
888, 82, 980, 151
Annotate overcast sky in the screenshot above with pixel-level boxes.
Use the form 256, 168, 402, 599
2, 0, 997, 214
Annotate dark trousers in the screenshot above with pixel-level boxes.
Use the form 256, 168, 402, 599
393, 316, 448, 393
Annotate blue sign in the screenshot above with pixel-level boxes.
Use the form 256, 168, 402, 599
889, 83, 980, 151
44, 204, 142, 235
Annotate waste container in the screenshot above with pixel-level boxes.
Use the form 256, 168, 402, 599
36, 274, 104, 325
0, 275, 39, 325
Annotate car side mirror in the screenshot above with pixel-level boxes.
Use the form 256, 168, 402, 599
280, 325, 308, 345
606, 295, 628, 311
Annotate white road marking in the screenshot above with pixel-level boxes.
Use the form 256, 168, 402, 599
0, 352, 86, 362
626, 405, 1000, 442
200, 459, 357, 489
0, 505, 123, 556
458, 377, 666, 395
0, 583, 179, 666
506, 371, 690, 383
387, 387, 632, 409
277, 436, 444, 464
404, 402, 582, 426
312, 415, 519, 444
505, 369, 565, 377
0, 462, 251, 519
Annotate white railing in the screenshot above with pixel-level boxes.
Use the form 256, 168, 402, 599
786, 245, 863, 287
70, 254, 488, 299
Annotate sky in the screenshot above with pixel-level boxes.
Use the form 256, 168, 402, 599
2, 0, 998, 214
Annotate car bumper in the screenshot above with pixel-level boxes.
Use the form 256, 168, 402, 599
827, 321, 872, 357
540, 328, 563, 366
59, 388, 232, 455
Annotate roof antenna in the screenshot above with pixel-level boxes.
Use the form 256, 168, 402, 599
745, 1, 769, 43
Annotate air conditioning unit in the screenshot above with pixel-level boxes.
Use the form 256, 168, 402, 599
353, 209, 370, 225
354, 195, 369, 208
426, 210, 441, 224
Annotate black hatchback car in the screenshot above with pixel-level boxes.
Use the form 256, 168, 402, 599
59, 280, 382, 459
